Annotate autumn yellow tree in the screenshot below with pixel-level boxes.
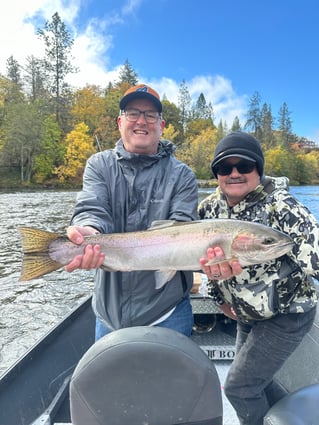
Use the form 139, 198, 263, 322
264, 146, 294, 178
176, 127, 217, 179
294, 153, 317, 184
264, 146, 317, 184
162, 123, 180, 144
71, 85, 106, 134
55, 122, 95, 183
305, 151, 319, 181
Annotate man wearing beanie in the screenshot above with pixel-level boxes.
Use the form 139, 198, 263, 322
199, 131, 318, 425
64, 84, 199, 338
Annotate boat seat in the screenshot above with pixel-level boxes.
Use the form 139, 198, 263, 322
263, 383, 319, 425
70, 326, 223, 425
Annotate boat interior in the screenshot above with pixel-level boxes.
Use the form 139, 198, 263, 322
1, 296, 319, 425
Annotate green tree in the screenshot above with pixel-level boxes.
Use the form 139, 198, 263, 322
94, 85, 122, 150
33, 117, 62, 183
2, 102, 44, 182
37, 12, 77, 128
117, 59, 138, 86
277, 102, 293, 148
6, 56, 22, 88
24, 55, 49, 103
192, 92, 214, 120
178, 80, 192, 133
260, 103, 274, 149
216, 119, 226, 141
245, 91, 262, 138
231, 116, 241, 132
2, 61, 25, 105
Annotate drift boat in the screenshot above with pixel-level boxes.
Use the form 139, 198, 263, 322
0, 283, 318, 425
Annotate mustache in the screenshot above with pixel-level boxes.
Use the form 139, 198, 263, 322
225, 177, 247, 184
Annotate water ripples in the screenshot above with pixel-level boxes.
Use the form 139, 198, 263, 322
0, 187, 318, 376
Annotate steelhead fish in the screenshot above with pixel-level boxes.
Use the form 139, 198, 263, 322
18, 219, 294, 286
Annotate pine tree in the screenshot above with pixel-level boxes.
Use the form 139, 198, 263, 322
245, 91, 262, 138
231, 116, 241, 132
178, 80, 192, 133
277, 102, 293, 148
260, 103, 274, 148
117, 60, 138, 86
6, 56, 22, 88
192, 93, 214, 120
37, 12, 77, 128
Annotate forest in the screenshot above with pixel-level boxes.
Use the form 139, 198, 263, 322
0, 12, 318, 189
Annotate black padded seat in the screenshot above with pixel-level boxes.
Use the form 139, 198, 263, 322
70, 326, 223, 425
264, 383, 319, 425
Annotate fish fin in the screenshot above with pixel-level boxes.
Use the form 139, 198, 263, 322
100, 265, 117, 272
205, 257, 234, 267
148, 219, 202, 231
148, 220, 177, 230
18, 227, 62, 253
18, 227, 64, 281
19, 254, 62, 281
155, 270, 177, 289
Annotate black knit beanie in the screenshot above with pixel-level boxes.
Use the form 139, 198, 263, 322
211, 131, 264, 177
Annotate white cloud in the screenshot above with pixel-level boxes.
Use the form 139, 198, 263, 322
146, 76, 248, 129
0, 0, 81, 75
67, 19, 115, 88
122, 0, 143, 16
188, 75, 248, 127
0, 1, 248, 130
0, 1, 135, 88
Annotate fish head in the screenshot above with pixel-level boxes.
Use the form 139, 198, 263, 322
231, 225, 294, 266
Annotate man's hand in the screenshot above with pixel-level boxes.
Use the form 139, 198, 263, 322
64, 226, 105, 273
200, 247, 242, 280
219, 303, 237, 320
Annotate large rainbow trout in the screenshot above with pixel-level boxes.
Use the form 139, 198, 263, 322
18, 219, 293, 287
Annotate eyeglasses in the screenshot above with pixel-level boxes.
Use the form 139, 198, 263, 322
121, 108, 161, 124
215, 161, 256, 176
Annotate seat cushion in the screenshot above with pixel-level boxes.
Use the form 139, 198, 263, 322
70, 326, 223, 425
264, 383, 319, 425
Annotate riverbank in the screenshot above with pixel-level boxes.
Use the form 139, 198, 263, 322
0, 179, 218, 191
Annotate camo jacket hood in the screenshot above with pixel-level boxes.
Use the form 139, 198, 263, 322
198, 176, 318, 322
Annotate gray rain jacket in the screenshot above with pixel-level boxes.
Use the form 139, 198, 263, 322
71, 139, 198, 329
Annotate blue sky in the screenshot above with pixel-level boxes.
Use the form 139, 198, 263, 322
0, 0, 318, 143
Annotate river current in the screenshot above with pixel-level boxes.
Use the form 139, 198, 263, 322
0, 186, 318, 376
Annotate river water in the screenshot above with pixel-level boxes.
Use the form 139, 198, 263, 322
0, 186, 319, 377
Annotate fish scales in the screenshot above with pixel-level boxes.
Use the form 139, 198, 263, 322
18, 219, 294, 287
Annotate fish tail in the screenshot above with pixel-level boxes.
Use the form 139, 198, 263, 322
18, 227, 63, 281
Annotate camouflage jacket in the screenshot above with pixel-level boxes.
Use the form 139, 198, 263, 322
198, 176, 318, 322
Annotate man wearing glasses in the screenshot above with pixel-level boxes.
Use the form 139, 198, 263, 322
65, 84, 198, 340
199, 131, 318, 425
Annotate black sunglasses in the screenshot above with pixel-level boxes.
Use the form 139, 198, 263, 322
215, 161, 256, 176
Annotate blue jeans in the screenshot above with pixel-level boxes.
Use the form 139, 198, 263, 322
95, 296, 194, 341
224, 307, 317, 425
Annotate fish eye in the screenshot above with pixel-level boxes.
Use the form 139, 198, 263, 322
263, 237, 276, 245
